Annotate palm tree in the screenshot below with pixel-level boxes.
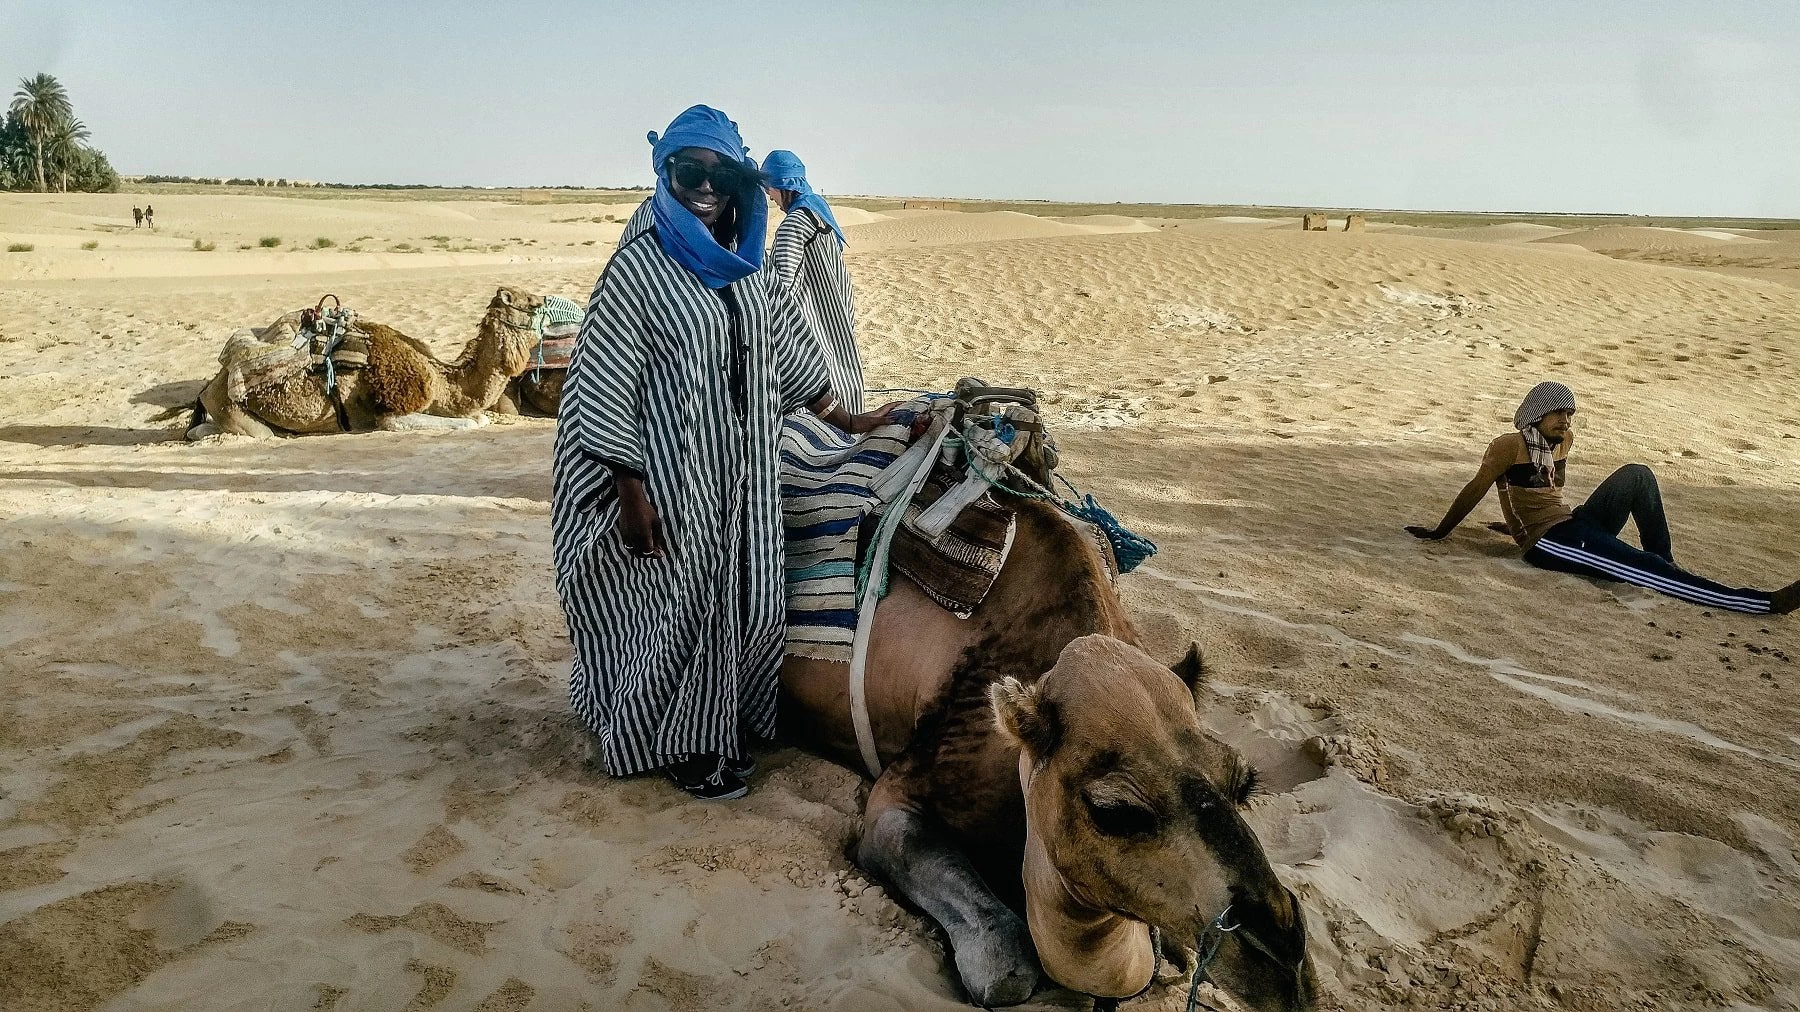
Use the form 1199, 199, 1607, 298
10, 73, 73, 193
49, 118, 90, 192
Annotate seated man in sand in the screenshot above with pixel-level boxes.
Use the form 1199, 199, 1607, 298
1408, 381, 1798, 615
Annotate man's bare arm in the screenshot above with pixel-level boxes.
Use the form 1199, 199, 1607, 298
1407, 438, 1514, 541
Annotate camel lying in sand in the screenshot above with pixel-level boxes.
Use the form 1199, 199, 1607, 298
779, 423, 1318, 1010
186, 287, 543, 438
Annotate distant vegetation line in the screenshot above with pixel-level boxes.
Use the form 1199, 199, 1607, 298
124, 179, 654, 204
3, 73, 119, 193
116, 179, 1798, 231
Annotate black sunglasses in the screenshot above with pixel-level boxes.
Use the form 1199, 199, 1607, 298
667, 156, 751, 193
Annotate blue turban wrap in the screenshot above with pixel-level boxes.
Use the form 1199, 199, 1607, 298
762, 149, 846, 247
645, 105, 765, 288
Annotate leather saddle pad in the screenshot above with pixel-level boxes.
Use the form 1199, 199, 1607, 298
889, 461, 1016, 617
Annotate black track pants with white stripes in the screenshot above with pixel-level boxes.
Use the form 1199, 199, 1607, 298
1525, 515, 1773, 614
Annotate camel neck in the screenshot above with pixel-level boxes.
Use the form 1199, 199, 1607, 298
440, 313, 518, 412
1020, 760, 1155, 998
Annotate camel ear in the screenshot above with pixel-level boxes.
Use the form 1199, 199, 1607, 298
1171, 642, 1206, 691
496, 287, 513, 307
990, 676, 1060, 758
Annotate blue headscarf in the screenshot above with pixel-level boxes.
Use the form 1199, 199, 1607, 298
646, 105, 766, 289
762, 149, 846, 247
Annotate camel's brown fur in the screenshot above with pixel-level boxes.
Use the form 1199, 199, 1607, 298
362, 322, 438, 415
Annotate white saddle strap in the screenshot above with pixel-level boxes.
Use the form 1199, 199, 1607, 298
848, 411, 954, 778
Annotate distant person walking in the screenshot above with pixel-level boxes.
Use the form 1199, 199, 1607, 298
762, 150, 864, 412
143, 204, 155, 229
132, 205, 143, 228
1408, 381, 1798, 614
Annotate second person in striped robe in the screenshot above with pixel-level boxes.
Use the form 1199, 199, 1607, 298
763, 149, 866, 413
552, 106, 896, 802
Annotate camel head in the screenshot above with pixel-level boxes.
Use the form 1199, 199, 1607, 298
991, 634, 1317, 1010
483, 286, 549, 377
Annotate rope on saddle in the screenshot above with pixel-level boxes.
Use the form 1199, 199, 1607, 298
297, 295, 357, 430
1055, 474, 1158, 573
964, 460, 1159, 575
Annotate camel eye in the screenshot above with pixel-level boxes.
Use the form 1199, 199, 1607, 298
1084, 795, 1159, 838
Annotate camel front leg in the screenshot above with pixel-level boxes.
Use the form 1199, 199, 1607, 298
859, 769, 1040, 1007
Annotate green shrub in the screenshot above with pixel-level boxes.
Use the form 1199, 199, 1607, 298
6, 243, 33, 253
80, 240, 99, 250
192, 239, 215, 252
311, 237, 334, 249
258, 236, 281, 247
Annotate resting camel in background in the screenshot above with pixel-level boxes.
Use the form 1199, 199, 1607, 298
779, 445, 1319, 1010
186, 287, 543, 438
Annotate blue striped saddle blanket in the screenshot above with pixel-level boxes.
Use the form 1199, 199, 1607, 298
779, 408, 917, 662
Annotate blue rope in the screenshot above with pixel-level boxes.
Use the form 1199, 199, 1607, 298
1055, 475, 1157, 573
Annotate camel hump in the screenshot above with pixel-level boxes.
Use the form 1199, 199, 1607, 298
365, 328, 434, 415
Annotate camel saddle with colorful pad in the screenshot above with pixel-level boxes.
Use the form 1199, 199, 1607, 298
780, 378, 1154, 664
527, 295, 584, 375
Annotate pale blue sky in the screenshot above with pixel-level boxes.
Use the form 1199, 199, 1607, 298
5, 1, 1798, 216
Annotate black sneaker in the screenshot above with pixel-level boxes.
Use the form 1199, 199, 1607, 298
664, 754, 749, 801
723, 753, 756, 778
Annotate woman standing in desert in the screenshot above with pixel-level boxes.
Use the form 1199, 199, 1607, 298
551, 106, 892, 801
763, 148, 865, 412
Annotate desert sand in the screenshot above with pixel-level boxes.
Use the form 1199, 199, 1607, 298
1, 191, 1797, 1012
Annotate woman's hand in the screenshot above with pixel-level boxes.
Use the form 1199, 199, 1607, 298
1405, 524, 1448, 541
845, 408, 898, 435
616, 475, 665, 559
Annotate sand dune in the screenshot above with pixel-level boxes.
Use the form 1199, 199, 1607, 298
2, 195, 1798, 1011
1530, 225, 1757, 253
849, 209, 1154, 250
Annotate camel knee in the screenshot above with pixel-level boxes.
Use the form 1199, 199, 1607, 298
857, 806, 921, 881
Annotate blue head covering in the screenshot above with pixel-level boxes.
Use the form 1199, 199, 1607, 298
762, 149, 846, 247
646, 105, 765, 288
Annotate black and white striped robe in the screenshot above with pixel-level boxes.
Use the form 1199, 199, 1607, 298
552, 200, 831, 776
768, 206, 865, 412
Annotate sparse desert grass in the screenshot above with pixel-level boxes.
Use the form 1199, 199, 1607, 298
192, 239, 215, 251
259, 236, 281, 247
80, 240, 99, 250
425, 234, 450, 243
390, 242, 415, 252
311, 237, 335, 249
6, 243, 33, 252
